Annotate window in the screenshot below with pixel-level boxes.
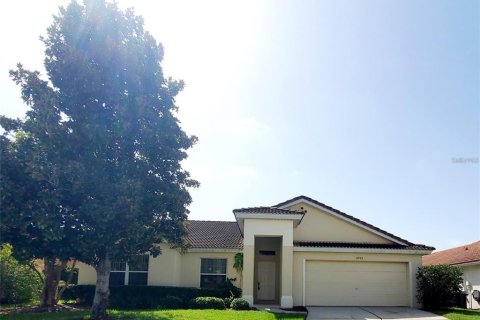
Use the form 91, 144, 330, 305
200, 258, 227, 288
259, 250, 276, 256
109, 255, 149, 286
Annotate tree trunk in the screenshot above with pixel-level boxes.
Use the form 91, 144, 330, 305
40, 258, 65, 309
91, 256, 111, 320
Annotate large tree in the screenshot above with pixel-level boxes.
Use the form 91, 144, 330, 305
0, 67, 80, 308
2, 0, 198, 319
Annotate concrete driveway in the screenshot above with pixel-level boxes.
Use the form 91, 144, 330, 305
306, 307, 447, 320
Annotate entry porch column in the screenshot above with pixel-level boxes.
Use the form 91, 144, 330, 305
281, 234, 294, 308
242, 242, 255, 305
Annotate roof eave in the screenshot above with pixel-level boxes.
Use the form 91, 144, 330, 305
294, 246, 434, 255
234, 212, 304, 234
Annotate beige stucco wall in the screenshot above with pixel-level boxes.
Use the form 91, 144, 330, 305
77, 261, 96, 285
462, 264, 480, 309
77, 245, 241, 288
287, 203, 394, 244
292, 250, 423, 308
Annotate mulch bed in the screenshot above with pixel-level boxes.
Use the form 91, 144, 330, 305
0, 303, 87, 314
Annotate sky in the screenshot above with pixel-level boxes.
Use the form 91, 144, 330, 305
0, 0, 478, 251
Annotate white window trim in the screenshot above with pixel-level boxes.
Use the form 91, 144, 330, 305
110, 260, 148, 286
199, 258, 228, 288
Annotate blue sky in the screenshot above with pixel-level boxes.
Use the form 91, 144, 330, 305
0, 0, 478, 251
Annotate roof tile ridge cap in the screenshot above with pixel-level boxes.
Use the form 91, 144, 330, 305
452, 241, 480, 251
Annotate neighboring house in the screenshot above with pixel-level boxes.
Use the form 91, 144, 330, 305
77, 195, 434, 308
423, 241, 480, 309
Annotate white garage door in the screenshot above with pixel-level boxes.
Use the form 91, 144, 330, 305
305, 261, 408, 306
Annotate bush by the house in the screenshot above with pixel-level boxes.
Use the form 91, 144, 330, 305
188, 296, 226, 310
231, 298, 250, 310
0, 244, 42, 304
224, 296, 234, 308
156, 296, 183, 309
62, 284, 241, 309
60, 284, 95, 304
417, 265, 463, 310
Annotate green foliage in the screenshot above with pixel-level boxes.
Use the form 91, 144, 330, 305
2, 0, 198, 316
60, 267, 78, 285
233, 253, 243, 274
62, 285, 241, 309
231, 298, 250, 310
417, 265, 464, 309
0, 244, 42, 304
188, 297, 226, 310
224, 296, 234, 308
30, 0, 199, 269
156, 296, 183, 309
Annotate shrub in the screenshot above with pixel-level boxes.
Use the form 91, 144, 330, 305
61, 284, 95, 305
189, 296, 226, 310
62, 284, 241, 309
156, 296, 183, 309
0, 244, 42, 304
417, 265, 463, 310
224, 296, 234, 308
231, 298, 250, 310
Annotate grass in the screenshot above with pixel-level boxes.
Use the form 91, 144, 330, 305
0, 309, 305, 320
433, 308, 480, 320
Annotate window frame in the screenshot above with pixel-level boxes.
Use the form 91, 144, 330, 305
110, 255, 149, 286
199, 258, 228, 288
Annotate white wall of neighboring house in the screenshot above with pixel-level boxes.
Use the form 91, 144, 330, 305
462, 263, 480, 309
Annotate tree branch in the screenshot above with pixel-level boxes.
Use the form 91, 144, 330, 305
27, 260, 45, 282
57, 259, 77, 303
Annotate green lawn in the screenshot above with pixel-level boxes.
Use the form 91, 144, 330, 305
0, 309, 305, 320
433, 308, 480, 320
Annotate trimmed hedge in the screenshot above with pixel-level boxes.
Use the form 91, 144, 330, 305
62, 284, 241, 309
156, 296, 183, 309
231, 298, 250, 310
189, 296, 225, 310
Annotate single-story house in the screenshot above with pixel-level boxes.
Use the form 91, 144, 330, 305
77, 195, 434, 308
423, 241, 480, 309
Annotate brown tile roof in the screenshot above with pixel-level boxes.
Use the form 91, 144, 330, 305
274, 195, 416, 246
422, 241, 480, 266
294, 241, 435, 251
185, 220, 243, 250
233, 206, 304, 215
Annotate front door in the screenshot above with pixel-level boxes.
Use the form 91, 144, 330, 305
257, 261, 276, 301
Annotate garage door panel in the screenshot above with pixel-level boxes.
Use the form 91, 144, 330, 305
305, 261, 408, 306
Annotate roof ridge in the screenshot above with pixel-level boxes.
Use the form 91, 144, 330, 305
430, 240, 480, 254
